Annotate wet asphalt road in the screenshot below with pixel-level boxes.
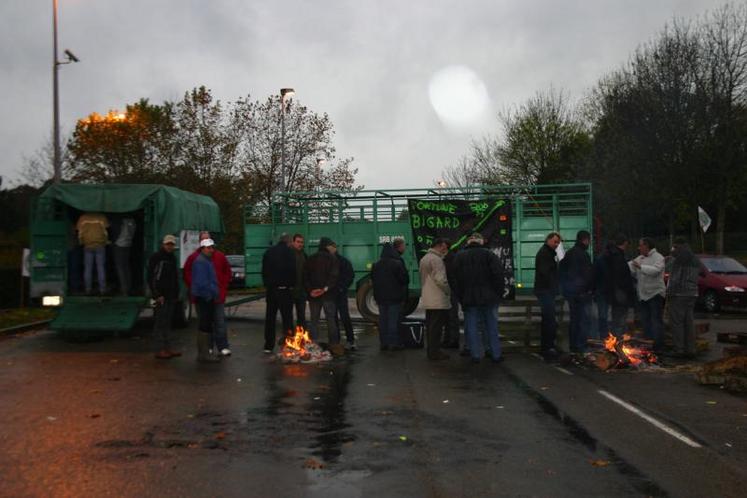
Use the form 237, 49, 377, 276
1, 316, 746, 498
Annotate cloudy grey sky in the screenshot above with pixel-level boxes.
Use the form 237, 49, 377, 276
1, 0, 718, 189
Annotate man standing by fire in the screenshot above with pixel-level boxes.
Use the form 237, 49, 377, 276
291, 234, 307, 328
559, 230, 594, 354
630, 237, 666, 354
372, 238, 409, 351
304, 237, 342, 355
534, 232, 562, 361
261, 234, 296, 354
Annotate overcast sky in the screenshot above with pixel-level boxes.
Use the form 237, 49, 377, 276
1, 0, 718, 190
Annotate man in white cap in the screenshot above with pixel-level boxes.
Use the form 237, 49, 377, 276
147, 234, 182, 359
190, 238, 220, 362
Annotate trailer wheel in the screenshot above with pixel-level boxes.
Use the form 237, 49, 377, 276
172, 300, 191, 328
356, 279, 379, 323
402, 296, 420, 317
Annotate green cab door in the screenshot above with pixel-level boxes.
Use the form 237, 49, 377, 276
30, 197, 68, 298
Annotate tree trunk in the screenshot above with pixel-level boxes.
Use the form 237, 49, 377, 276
716, 200, 726, 255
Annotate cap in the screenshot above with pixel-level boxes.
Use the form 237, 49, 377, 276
467, 232, 484, 244
162, 234, 178, 245
200, 238, 215, 248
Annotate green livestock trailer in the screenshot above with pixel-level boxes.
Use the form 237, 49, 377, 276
244, 183, 592, 321
30, 184, 224, 339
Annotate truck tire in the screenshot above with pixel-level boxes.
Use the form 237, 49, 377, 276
356, 279, 379, 323
402, 296, 420, 317
172, 300, 191, 328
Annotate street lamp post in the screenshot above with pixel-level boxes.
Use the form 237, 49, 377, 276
52, 0, 79, 184
279, 88, 295, 195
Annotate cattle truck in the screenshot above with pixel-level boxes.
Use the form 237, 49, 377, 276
30, 184, 224, 340
244, 183, 592, 322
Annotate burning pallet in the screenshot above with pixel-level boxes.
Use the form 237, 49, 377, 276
585, 333, 658, 371
277, 326, 333, 364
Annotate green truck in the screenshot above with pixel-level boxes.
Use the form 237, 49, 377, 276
30, 184, 223, 339
244, 183, 592, 321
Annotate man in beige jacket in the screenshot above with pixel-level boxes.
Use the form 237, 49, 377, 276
419, 238, 451, 361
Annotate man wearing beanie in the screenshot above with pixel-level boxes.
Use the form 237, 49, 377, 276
304, 237, 342, 355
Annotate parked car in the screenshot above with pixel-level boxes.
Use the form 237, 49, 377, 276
227, 255, 245, 288
664, 254, 747, 312
697, 255, 747, 312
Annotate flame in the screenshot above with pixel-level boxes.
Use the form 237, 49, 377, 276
285, 326, 312, 352
603, 333, 657, 367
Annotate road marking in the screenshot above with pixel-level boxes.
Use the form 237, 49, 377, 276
507, 340, 517, 344
530, 353, 544, 361
554, 367, 573, 376
597, 390, 702, 448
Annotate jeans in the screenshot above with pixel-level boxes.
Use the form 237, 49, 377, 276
153, 299, 175, 350
265, 288, 294, 349
464, 305, 501, 360
536, 292, 558, 353
84, 246, 106, 294
609, 305, 628, 338
378, 302, 402, 347
308, 298, 340, 344
639, 295, 665, 352
196, 297, 215, 335
668, 296, 697, 355
294, 296, 307, 328
113, 245, 131, 296
593, 293, 608, 340
335, 292, 354, 343
425, 309, 449, 357
213, 303, 229, 350
568, 294, 591, 353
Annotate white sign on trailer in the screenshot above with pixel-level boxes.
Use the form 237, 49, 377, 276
179, 230, 201, 268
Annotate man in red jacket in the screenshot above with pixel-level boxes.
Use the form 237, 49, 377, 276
184, 231, 232, 356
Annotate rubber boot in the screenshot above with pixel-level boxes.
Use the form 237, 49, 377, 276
197, 332, 220, 363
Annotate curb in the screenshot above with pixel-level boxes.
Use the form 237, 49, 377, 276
0, 320, 52, 336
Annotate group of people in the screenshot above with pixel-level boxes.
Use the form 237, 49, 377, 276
147, 232, 232, 361
535, 230, 702, 361
371, 234, 506, 363
73, 212, 136, 296
261, 234, 356, 356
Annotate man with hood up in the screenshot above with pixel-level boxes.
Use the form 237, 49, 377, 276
666, 238, 703, 359
559, 230, 594, 353
371, 238, 409, 351
304, 237, 342, 354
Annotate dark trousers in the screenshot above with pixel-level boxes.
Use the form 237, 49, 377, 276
153, 299, 175, 350
594, 293, 608, 339
113, 245, 131, 296
668, 296, 697, 355
196, 297, 215, 335
425, 309, 449, 357
309, 298, 340, 344
537, 292, 558, 352
568, 294, 591, 353
639, 295, 665, 352
445, 293, 461, 346
336, 292, 354, 343
265, 288, 293, 348
378, 302, 402, 347
294, 296, 307, 328
609, 305, 628, 338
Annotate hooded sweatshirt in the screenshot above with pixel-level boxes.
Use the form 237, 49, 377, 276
667, 245, 702, 297
304, 237, 339, 300
371, 243, 409, 304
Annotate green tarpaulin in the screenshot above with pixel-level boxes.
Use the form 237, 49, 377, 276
40, 184, 224, 236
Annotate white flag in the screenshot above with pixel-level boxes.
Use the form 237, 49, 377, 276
698, 206, 712, 233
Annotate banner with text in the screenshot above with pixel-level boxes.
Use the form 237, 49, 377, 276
407, 198, 515, 299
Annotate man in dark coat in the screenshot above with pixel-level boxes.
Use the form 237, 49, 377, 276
261, 234, 296, 353
604, 233, 635, 338
291, 234, 307, 328
304, 237, 342, 353
666, 238, 703, 358
147, 234, 181, 359
559, 230, 594, 353
191, 238, 221, 363
442, 249, 461, 349
452, 232, 504, 364
592, 245, 609, 339
534, 232, 561, 360
371, 239, 409, 350
334, 247, 356, 350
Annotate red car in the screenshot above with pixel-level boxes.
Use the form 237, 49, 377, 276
664, 254, 747, 312
697, 255, 747, 312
